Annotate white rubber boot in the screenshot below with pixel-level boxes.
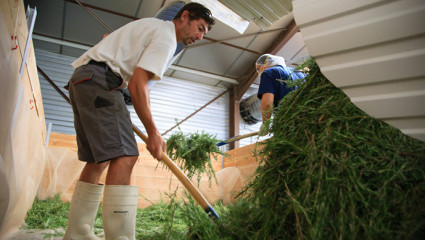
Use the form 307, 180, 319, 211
102, 185, 139, 240
63, 181, 104, 240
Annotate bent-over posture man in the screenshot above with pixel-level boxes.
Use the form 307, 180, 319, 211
63, 3, 214, 239
256, 54, 306, 136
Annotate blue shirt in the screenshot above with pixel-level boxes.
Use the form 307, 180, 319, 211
257, 65, 305, 107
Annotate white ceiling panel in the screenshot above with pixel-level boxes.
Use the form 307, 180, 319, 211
81, 0, 142, 17
64, 4, 131, 45
25, 0, 307, 93
138, 0, 166, 18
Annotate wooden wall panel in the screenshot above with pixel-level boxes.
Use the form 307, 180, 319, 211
46, 133, 261, 208
0, 0, 47, 238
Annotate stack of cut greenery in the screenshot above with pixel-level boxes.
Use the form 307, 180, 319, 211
179, 57, 425, 239
25, 58, 425, 240
166, 130, 225, 184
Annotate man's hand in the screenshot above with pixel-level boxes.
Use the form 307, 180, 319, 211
147, 132, 166, 161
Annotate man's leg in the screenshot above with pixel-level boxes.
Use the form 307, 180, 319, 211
65, 61, 140, 239
79, 161, 110, 184
64, 63, 112, 240
63, 161, 109, 240
103, 155, 139, 240
105, 155, 138, 185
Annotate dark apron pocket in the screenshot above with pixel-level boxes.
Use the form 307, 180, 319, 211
70, 71, 94, 85
65, 69, 94, 90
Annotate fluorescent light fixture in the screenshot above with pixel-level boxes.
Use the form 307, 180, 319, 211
192, 0, 250, 34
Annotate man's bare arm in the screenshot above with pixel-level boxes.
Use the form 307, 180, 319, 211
261, 93, 274, 122
127, 67, 166, 160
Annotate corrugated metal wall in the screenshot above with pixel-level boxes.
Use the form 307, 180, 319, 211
36, 49, 234, 149
37, 50, 75, 134
293, 0, 425, 142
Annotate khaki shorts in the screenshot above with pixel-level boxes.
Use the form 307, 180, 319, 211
68, 61, 139, 163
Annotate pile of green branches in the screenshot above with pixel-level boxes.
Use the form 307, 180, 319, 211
241, 58, 425, 239
181, 58, 425, 239
166, 130, 225, 184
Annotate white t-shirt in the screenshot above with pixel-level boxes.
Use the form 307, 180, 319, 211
72, 18, 177, 88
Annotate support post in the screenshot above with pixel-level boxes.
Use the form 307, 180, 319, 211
229, 88, 240, 150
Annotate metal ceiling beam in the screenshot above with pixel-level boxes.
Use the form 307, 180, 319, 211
160, 0, 166, 9
195, 37, 260, 55
60, 1, 68, 54
64, 0, 259, 55
228, 90, 240, 149
168, 65, 238, 84
32, 33, 238, 84
65, 0, 135, 20
74, 0, 113, 32
134, 0, 144, 17
33, 33, 91, 50
186, 27, 286, 50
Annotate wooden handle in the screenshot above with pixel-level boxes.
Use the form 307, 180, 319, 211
132, 124, 219, 218
217, 131, 259, 146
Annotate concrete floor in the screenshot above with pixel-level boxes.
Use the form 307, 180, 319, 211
7, 228, 104, 240
7, 228, 64, 240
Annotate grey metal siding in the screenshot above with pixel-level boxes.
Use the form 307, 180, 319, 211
36, 49, 230, 148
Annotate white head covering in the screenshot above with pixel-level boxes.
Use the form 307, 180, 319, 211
255, 54, 286, 73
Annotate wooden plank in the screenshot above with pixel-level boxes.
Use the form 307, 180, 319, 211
1, 0, 46, 141
8, 0, 24, 68
224, 142, 264, 160
27, 39, 46, 136
48, 132, 77, 150
0, 0, 14, 35
14, 0, 46, 139
50, 131, 262, 208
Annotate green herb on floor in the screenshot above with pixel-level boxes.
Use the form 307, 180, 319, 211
24, 194, 191, 240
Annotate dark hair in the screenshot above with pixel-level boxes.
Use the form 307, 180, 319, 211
173, 2, 215, 30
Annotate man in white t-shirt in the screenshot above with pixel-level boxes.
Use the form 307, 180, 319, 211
63, 3, 215, 239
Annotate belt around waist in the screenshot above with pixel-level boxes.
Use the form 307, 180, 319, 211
88, 60, 108, 67
87, 60, 121, 79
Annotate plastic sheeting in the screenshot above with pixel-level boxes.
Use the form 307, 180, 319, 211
199, 144, 262, 205
38, 147, 85, 201
0, 1, 47, 238
199, 167, 247, 205
43, 132, 261, 208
